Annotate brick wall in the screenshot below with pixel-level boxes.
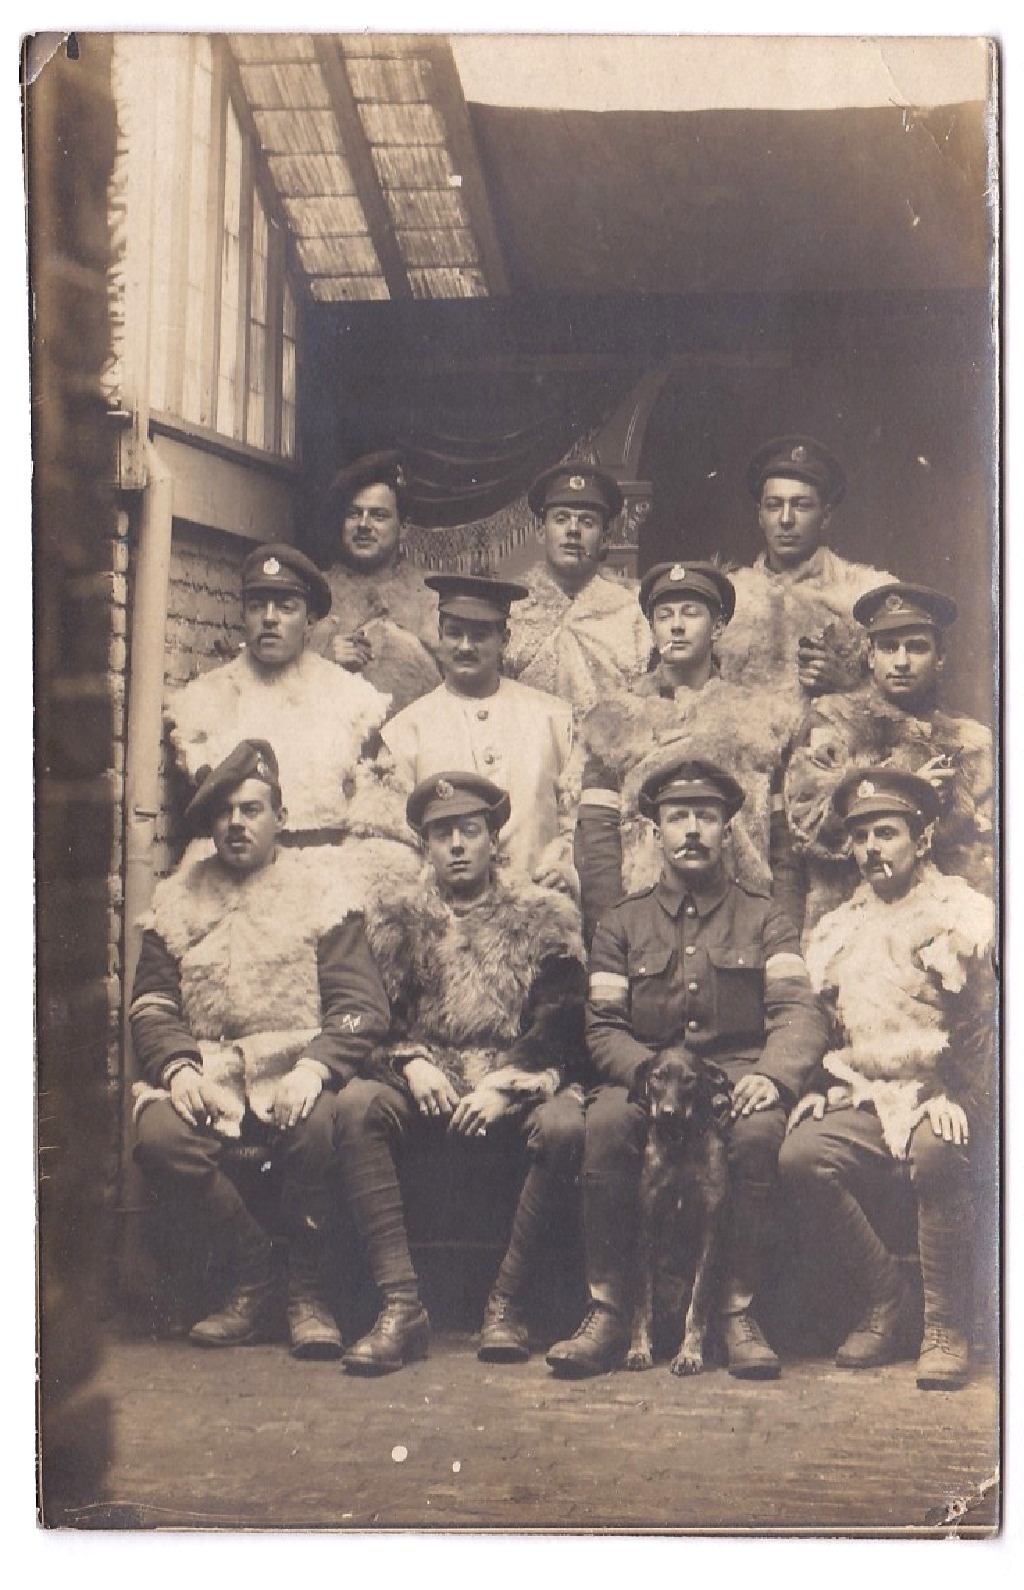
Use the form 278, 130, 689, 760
30, 33, 118, 1519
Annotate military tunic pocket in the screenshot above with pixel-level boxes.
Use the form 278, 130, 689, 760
707, 946, 765, 1041
626, 941, 678, 1042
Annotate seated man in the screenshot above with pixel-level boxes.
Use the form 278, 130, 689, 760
779, 770, 995, 1391
573, 561, 793, 941
167, 543, 390, 846
307, 449, 442, 714
502, 463, 651, 715
333, 771, 587, 1374
378, 572, 574, 885
131, 739, 391, 1358
783, 582, 994, 935
547, 758, 827, 1381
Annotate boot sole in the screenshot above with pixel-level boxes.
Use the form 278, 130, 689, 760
290, 1338, 344, 1361
916, 1372, 969, 1391
477, 1343, 530, 1364
727, 1361, 781, 1380
545, 1354, 624, 1378
189, 1325, 279, 1348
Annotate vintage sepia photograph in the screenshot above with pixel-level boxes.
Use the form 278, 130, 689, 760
28, 24, 1000, 1536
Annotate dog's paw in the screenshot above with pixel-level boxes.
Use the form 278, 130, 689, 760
670, 1350, 704, 1376
625, 1348, 654, 1372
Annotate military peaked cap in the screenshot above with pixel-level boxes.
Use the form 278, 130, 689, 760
527, 463, 624, 521
424, 572, 530, 623
746, 436, 846, 506
241, 542, 332, 621
852, 583, 958, 635
638, 756, 746, 822
406, 771, 512, 835
639, 561, 736, 623
833, 767, 941, 829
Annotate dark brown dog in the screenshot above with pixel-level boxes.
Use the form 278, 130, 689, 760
625, 1046, 732, 1376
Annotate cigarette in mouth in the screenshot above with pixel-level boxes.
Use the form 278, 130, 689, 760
881, 862, 894, 878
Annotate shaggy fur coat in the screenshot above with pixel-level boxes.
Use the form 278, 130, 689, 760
716, 547, 895, 736
784, 683, 994, 930
804, 864, 994, 1157
167, 648, 389, 832
307, 562, 442, 715
579, 672, 790, 894
364, 861, 587, 1098
503, 565, 652, 716
132, 849, 365, 1132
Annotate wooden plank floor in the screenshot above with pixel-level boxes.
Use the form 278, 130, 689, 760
68, 1335, 999, 1534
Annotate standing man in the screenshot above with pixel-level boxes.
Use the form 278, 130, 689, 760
130, 740, 391, 1358
716, 437, 894, 726
503, 464, 651, 716
379, 573, 574, 883
547, 758, 827, 1380
167, 543, 390, 845
783, 582, 994, 935
333, 772, 587, 1373
308, 450, 442, 715
573, 561, 792, 940
779, 770, 994, 1390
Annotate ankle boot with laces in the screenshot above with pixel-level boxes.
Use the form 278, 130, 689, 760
342, 1296, 430, 1375
546, 1303, 631, 1378
478, 1290, 530, 1363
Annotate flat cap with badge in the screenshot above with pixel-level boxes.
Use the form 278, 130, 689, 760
833, 767, 941, 830
637, 756, 746, 822
527, 463, 624, 522
638, 561, 737, 623
322, 448, 407, 516
852, 582, 958, 636
424, 571, 530, 624
184, 738, 282, 835
746, 436, 847, 507
406, 771, 512, 836
241, 542, 332, 622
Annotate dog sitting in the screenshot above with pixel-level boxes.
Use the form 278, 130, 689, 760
625, 1045, 732, 1376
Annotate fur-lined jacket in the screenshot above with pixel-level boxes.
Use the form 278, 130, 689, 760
783, 684, 994, 934
307, 562, 442, 716
502, 565, 652, 717
363, 862, 587, 1103
167, 648, 389, 834
573, 670, 792, 939
129, 849, 391, 1135
716, 547, 895, 735
803, 864, 995, 1158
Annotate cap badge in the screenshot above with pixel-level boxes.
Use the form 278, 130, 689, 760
254, 755, 269, 780
791, 444, 808, 464
857, 780, 876, 799
670, 564, 687, 582
395, 465, 406, 488
262, 557, 281, 576
435, 778, 455, 801
884, 593, 907, 612
569, 475, 586, 491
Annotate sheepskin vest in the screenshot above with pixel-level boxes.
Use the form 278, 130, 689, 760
717, 547, 895, 735
580, 674, 788, 895
784, 684, 994, 927
167, 649, 389, 831
364, 865, 584, 1094
142, 848, 361, 1123
805, 865, 994, 1156
308, 562, 441, 714
503, 565, 651, 716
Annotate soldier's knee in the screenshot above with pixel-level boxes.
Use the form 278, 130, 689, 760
134, 1098, 211, 1179
909, 1120, 970, 1198
584, 1085, 645, 1171
526, 1092, 585, 1177
333, 1076, 406, 1146
727, 1105, 787, 1180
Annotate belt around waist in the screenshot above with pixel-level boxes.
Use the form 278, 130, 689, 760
279, 828, 348, 849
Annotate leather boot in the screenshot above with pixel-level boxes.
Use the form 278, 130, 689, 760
286, 1236, 343, 1360
189, 1217, 280, 1348
546, 1303, 631, 1378
720, 1178, 780, 1378
721, 1310, 781, 1379
342, 1295, 430, 1376
916, 1197, 972, 1391
835, 1271, 913, 1368
478, 1290, 530, 1363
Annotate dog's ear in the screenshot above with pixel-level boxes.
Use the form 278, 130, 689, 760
698, 1060, 733, 1126
627, 1056, 655, 1106
700, 1060, 731, 1094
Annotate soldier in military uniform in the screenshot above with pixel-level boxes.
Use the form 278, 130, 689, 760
307, 450, 442, 715
332, 772, 587, 1374
502, 464, 651, 716
377, 573, 575, 885
779, 770, 995, 1390
166, 544, 390, 849
573, 562, 794, 941
782, 582, 994, 936
547, 759, 827, 1380
130, 740, 391, 1358
716, 437, 895, 731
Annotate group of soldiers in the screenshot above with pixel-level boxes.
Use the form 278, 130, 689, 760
130, 438, 995, 1395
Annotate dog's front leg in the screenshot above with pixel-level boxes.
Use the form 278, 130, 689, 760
670, 1197, 724, 1377
625, 1154, 657, 1371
